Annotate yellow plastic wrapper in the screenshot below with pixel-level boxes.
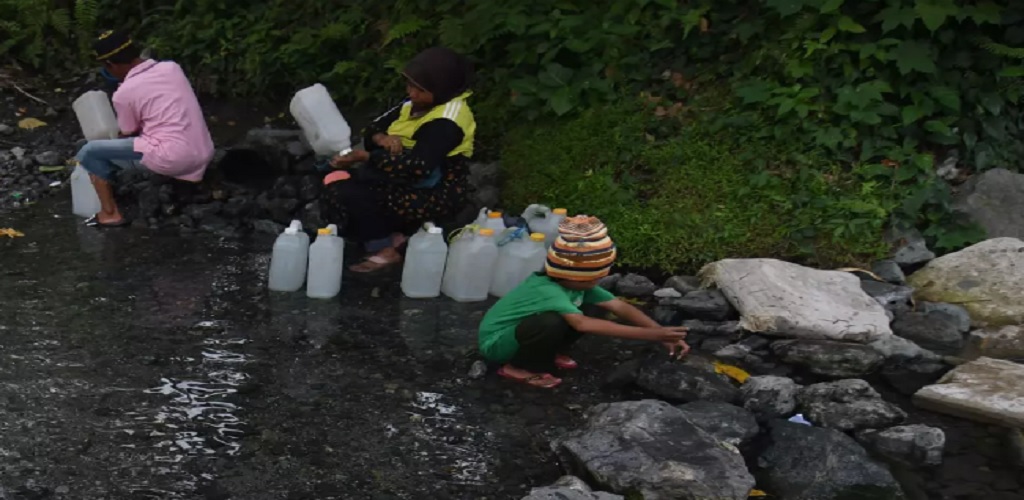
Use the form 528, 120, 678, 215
713, 360, 751, 384
0, 228, 25, 238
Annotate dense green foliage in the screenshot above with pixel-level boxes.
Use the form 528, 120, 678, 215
3, 0, 1023, 271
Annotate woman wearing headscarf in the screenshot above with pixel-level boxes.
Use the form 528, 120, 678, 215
321, 47, 476, 273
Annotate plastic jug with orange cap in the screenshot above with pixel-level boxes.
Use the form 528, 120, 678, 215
442, 226, 499, 302
306, 224, 345, 299
490, 232, 548, 297
522, 204, 567, 248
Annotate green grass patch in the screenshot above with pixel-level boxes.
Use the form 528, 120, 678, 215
500, 98, 890, 273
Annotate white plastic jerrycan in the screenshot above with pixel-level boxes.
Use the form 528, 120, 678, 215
490, 232, 548, 297
401, 223, 449, 299
72, 91, 120, 141
473, 208, 506, 234
268, 221, 311, 292
71, 164, 101, 218
442, 228, 499, 302
289, 84, 352, 157
523, 205, 567, 247
306, 224, 345, 299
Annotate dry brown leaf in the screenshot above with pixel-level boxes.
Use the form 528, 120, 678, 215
18, 117, 46, 130
700, 17, 710, 33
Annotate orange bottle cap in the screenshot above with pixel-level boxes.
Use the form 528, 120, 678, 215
479, 228, 495, 236
530, 233, 545, 242
317, 228, 331, 235
488, 212, 503, 218
553, 208, 568, 215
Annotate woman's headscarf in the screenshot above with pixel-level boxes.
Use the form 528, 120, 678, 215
402, 47, 474, 107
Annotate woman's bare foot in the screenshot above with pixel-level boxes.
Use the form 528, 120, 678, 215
349, 246, 403, 273
391, 232, 408, 249
497, 364, 562, 389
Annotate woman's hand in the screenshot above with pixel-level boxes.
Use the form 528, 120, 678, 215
329, 149, 369, 168
373, 133, 404, 155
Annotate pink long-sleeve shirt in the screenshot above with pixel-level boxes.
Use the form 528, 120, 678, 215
112, 59, 215, 182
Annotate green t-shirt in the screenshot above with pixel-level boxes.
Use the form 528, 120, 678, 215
478, 273, 616, 362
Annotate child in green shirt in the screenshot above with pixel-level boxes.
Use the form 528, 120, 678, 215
478, 215, 689, 389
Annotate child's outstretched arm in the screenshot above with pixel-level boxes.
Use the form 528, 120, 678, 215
562, 301, 690, 359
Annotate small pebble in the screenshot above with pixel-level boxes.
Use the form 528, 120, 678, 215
468, 360, 488, 380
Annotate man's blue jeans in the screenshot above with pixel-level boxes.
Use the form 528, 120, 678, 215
76, 138, 145, 181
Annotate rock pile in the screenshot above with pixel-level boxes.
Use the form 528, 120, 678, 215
530, 236, 1024, 499
103, 128, 500, 236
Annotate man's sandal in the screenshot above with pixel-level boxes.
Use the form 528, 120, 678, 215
84, 215, 129, 228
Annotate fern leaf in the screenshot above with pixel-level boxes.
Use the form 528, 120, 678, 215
75, 0, 99, 36
976, 36, 1024, 59
50, 8, 72, 37
382, 18, 427, 46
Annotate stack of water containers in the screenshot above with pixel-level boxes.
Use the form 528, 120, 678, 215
289, 83, 352, 157
70, 91, 120, 218
266, 221, 345, 299
267, 207, 567, 303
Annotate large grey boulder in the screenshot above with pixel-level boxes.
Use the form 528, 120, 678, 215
772, 339, 885, 378
676, 401, 759, 447
699, 258, 892, 342
913, 356, 1024, 428
740, 375, 800, 422
963, 325, 1024, 360
856, 425, 945, 467
553, 400, 755, 500
953, 168, 1024, 239
797, 379, 907, 431
908, 237, 1024, 327
756, 421, 907, 500
522, 476, 623, 500
635, 356, 739, 404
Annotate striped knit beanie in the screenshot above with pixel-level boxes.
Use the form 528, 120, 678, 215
545, 215, 617, 282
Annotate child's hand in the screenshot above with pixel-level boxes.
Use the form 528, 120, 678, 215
658, 326, 690, 360
663, 339, 691, 360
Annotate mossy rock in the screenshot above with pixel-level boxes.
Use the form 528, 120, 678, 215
907, 238, 1024, 327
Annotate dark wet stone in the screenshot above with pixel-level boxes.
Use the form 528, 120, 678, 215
635, 356, 739, 404
861, 280, 915, 313
0, 123, 13, 135
660, 289, 736, 322
797, 379, 907, 431
597, 273, 620, 291
286, 140, 311, 158
652, 287, 682, 299
252, 219, 284, 235
918, 302, 972, 334
298, 175, 321, 201
681, 320, 742, 338
553, 400, 755, 500
270, 198, 300, 223
872, 260, 907, 285
880, 358, 950, 396
34, 150, 61, 166
603, 358, 641, 389
665, 275, 701, 295
676, 401, 759, 446
856, 424, 945, 467
222, 196, 252, 218
756, 420, 906, 500
891, 311, 964, 354
301, 201, 324, 230
522, 476, 624, 500
887, 226, 936, 268
467, 360, 487, 380
183, 201, 224, 222
772, 339, 885, 378
740, 375, 800, 422
273, 176, 299, 200
700, 337, 732, 353
615, 273, 657, 297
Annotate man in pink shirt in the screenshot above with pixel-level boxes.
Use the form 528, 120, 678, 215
76, 30, 215, 227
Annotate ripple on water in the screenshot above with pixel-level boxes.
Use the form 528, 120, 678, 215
403, 391, 491, 486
